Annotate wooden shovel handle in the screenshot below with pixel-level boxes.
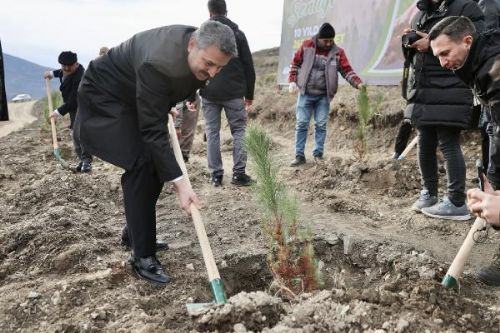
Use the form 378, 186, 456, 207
167, 114, 220, 281
44, 78, 59, 150
445, 217, 486, 279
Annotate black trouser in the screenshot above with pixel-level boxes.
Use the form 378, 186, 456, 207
394, 119, 413, 155
417, 126, 466, 206
121, 155, 164, 258
72, 112, 92, 164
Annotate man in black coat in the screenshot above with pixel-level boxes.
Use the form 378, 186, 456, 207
43, 52, 90, 172
404, 0, 484, 220
200, 0, 256, 187
0, 39, 8, 122
429, 16, 500, 285
77, 21, 237, 285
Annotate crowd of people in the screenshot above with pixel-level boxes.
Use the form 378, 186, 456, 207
40, 0, 500, 287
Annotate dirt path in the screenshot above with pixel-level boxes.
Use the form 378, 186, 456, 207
0, 101, 37, 138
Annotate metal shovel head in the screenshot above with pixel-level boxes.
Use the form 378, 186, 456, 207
53, 147, 69, 169
441, 274, 458, 289
186, 278, 227, 315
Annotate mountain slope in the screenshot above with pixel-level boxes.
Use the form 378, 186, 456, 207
3, 53, 58, 101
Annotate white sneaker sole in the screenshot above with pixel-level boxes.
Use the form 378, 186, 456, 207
421, 210, 471, 221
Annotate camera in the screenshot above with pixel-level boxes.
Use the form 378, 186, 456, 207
402, 30, 422, 48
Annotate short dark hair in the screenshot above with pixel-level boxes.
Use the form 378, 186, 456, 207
193, 20, 237, 57
428, 16, 476, 42
208, 0, 227, 15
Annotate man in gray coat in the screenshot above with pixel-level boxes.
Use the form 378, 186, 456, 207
77, 21, 237, 285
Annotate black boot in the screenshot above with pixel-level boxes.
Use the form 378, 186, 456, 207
128, 253, 170, 285
477, 250, 500, 286
121, 226, 169, 251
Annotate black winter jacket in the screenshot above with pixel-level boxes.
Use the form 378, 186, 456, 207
199, 15, 256, 101
406, 0, 484, 128
78, 25, 206, 182
54, 64, 84, 128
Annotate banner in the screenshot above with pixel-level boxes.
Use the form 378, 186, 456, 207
277, 0, 418, 85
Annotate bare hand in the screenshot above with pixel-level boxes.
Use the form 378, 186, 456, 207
50, 110, 59, 120
186, 101, 197, 112
173, 178, 202, 215
467, 189, 500, 226
410, 31, 430, 52
43, 71, 53, 80
244, 99, 253, 111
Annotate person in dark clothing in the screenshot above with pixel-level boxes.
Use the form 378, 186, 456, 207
43, 51, 91, 172
174, 93, 201, 163
429, 15, 500, 285
77, 21, 236, 285
477, 0, 500, 170
404, 0, 484, 221
0, 40, 8, 122
200, 0, 256, 187
392, 119, 413, 160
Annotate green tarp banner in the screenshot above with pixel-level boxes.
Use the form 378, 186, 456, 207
277, 0, 418, 85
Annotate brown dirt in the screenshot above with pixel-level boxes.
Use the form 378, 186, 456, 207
1, 48, 500, 332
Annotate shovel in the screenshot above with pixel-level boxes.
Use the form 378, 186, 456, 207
167, 114, 227, 313
442, 160, 488, 288
44, 78, 69, 169
397, 136, 418, 160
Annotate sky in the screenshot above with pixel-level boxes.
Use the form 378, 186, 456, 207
1, 0, 284, 68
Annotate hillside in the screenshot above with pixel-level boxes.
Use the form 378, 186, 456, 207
3, 53, 58, 101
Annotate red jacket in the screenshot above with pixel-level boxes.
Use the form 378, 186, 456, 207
288, 37, 361, 101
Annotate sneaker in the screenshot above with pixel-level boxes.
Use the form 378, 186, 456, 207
421, 196, 471, 221
290, 155, 306, 167
231, 173, 253, 186
412, 189, 438, 212
211, 174, 223, 187
314, 155, 324, 162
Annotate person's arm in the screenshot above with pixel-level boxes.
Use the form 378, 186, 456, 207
136, 62, 183, 183
237, 30, 256, 103
337, 48, 363, 89
56, 71, 81, 116
288, 42, 305, 83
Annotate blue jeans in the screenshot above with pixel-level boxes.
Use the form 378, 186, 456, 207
294, 93, 330, 158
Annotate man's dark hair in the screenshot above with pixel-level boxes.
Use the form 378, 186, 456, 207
428, 16, 476, 42
208, 0, 227, 15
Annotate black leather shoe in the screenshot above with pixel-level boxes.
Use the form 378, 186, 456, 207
81, 162, 92, 173
231, 173, 254, 186
72, 161, 83, 173
129, 254, 170, 285
121, 228, 169, 251
477, 265, 500, 286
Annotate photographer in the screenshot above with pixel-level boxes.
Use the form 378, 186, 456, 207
404, 0, 484, 221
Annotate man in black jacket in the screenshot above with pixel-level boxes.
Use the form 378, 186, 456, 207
0, 40, 8, 122
43, 52, 90, 172
429, 15, 500, 285
404, 0, 484, 221
200, 0, 256, 187
77, 21, 237, 285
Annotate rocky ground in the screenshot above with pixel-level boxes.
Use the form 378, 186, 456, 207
1, 48, 500, 332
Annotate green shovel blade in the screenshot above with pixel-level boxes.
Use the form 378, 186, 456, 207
441, 274, 458, 289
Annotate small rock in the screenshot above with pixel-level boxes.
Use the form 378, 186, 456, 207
396, 318, 409, 332
233, 323, 247, 332
186, 263, 195, 271
51, 291, 61, 305
28, 291, 40, 299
